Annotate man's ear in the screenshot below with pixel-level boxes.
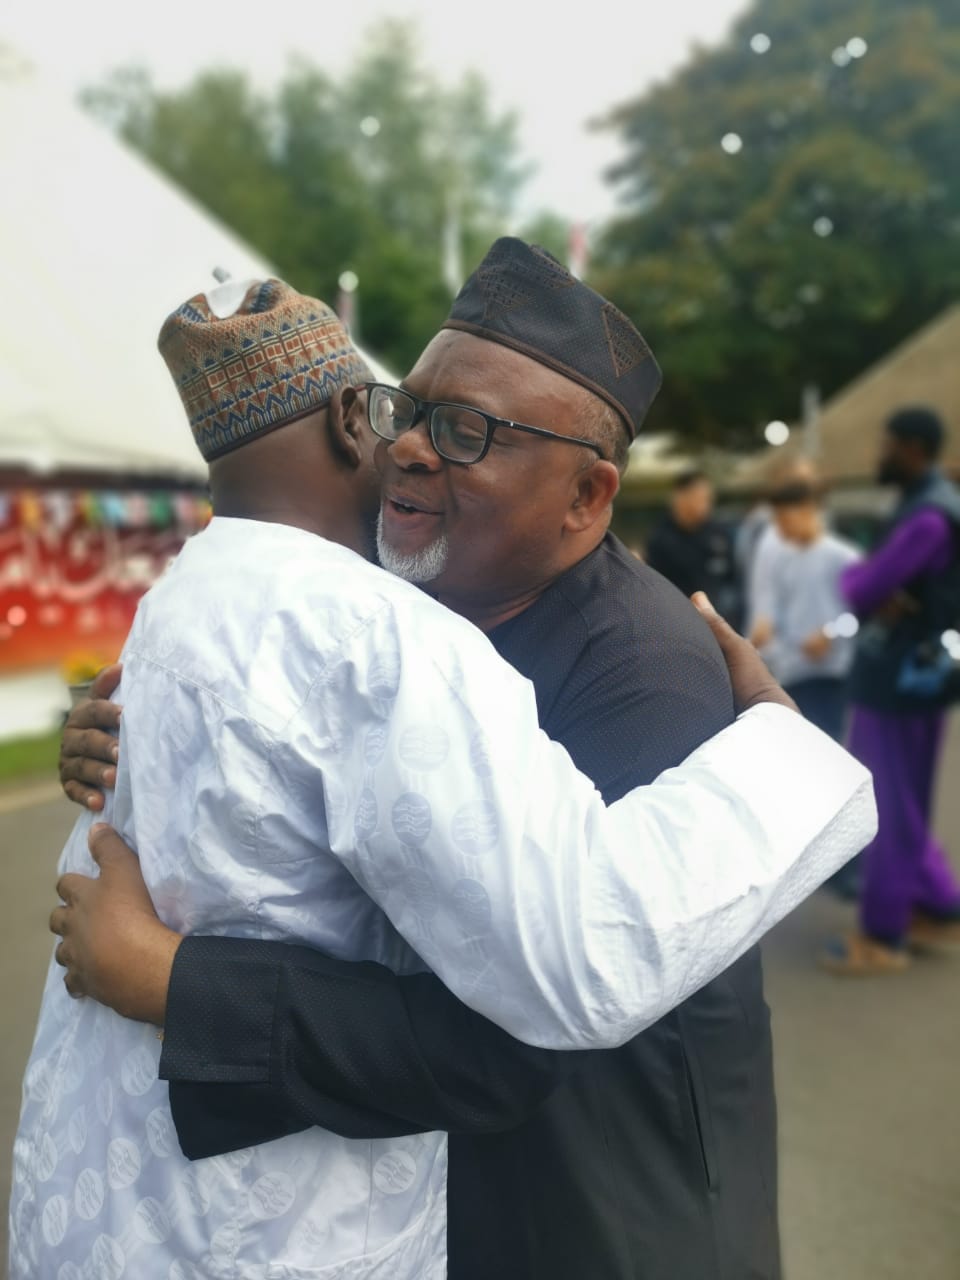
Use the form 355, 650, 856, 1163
326, 386, 364, 470
564, 459, 621, 534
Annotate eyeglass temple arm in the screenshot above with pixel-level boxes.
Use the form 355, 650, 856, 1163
503, 420, 604, 456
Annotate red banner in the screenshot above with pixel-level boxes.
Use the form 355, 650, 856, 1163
0, 491, 209, 677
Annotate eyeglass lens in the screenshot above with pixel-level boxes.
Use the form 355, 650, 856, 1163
371, 387, 490, 463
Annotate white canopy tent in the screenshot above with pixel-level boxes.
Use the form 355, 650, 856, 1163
0, 50, 387, 480
0, 52, 389, 741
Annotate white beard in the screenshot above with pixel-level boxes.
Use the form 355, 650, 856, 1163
377, 510, 450, 585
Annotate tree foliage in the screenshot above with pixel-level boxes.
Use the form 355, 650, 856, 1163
592, 0, 960, 448
82, 24, 527, 373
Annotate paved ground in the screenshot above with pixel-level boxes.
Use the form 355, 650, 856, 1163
2, 722, 959, 1279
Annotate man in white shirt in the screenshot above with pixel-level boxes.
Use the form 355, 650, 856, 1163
14, 275, 872, 1280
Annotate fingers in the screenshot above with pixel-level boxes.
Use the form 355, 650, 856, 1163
64, 972, 85, 999
54, 938, 85, 998
64, 696, 122, 736
691, 591, 715, 615
88, 823, 138, 871
59, 718, 119, 808
51, 912, 85, 996
59, 751, 117, 810
692, 593, 761, 664
91, 662, 124, 700
54, 872, 86, 907
49, 903, 68, 937
692, 592, 797, 715
61, 722, 120, 762
62, 781, 106, 811
691, 593, 739, 652
60, 749, 117, 786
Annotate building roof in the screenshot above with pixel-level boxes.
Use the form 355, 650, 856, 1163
732, 303, 960, 491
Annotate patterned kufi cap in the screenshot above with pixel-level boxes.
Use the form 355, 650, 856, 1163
158, 279, 372, 461
442, 238, 661, 441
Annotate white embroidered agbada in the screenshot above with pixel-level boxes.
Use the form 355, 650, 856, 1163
10, 517, 874, 1279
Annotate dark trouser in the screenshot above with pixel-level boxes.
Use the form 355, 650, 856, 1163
848, 706, 960, 942
783, 676, 848, 743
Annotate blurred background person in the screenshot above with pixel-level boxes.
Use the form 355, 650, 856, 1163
754, 475, 860, 741
753, 474, 864, 900
646, 469, 743, 627
746, 459, 821, 651
824, 408, 960, 975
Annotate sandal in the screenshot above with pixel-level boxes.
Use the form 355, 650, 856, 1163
908, 910, 960, 949
819, 932, 911, 976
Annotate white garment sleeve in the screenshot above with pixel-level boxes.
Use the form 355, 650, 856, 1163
299, 595, 876, 1051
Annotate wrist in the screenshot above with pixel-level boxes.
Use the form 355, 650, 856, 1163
149, 929, 183, 1027
114, 924, 182, 1026
756, 688, 797, 713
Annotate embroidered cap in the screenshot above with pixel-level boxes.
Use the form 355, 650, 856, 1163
158, 278, 371, 461
442, 238, 661, 440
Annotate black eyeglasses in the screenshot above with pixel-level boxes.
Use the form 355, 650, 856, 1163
365, 382, 605, 466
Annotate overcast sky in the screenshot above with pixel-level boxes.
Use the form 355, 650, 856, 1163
4, 0, 749, 223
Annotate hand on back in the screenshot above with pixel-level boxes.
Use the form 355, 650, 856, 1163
50, 824, 180, 1026
60, 663, 123, 809
692, 594, 797, 716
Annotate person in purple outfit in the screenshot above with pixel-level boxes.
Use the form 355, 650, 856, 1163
824, 408, 960, 974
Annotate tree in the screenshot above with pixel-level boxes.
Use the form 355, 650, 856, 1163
591, 0, 960, 449
81, 23, 527, 373
83, 68, 292, 259
518, 212, 573, 266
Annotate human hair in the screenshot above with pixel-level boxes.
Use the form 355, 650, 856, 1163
575, 392, 631, 474
763, 457, 820, 498
769, 480, 820, 508
887, 406, 945, 460
673, 468, 708, 492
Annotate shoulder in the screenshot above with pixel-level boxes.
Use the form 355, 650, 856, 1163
891, 507, 952, 552
136, 521, 497, 724
556, 537, 732, 695
910, 507, 953, 535
822, 533, 862, 565
753, 526, 787, 568
146, 520, 389, 640
544, 539, 734, 794
756, 523, 781, 551
196, 519, 485, 645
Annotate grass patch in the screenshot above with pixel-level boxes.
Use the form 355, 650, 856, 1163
0, 730, 61, 784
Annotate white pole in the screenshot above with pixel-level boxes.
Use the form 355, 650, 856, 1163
802, 384, 821, 458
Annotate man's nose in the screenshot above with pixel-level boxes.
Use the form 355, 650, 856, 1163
388, 422, 444, 472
